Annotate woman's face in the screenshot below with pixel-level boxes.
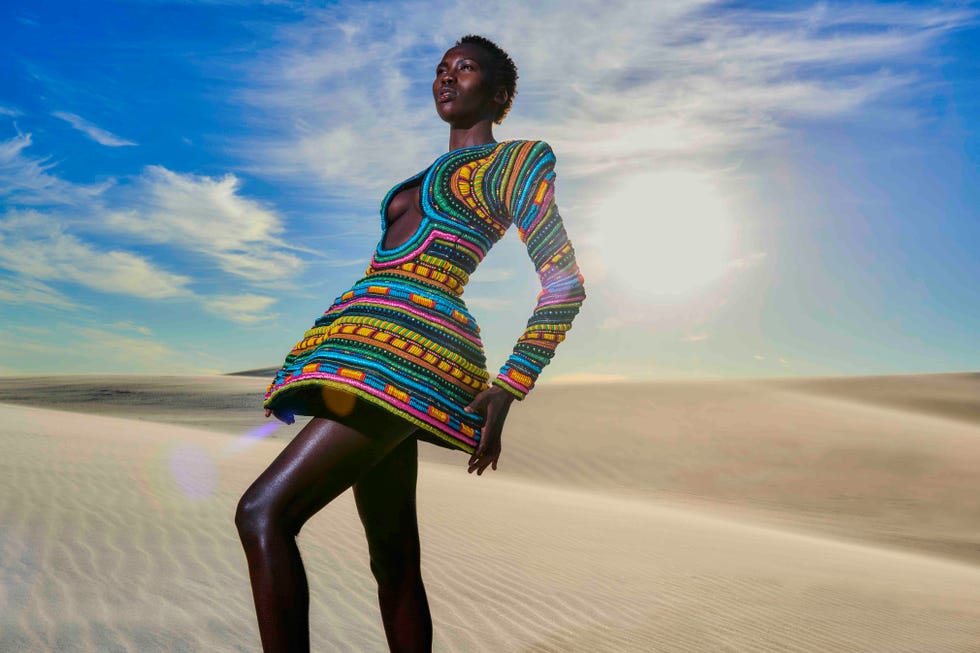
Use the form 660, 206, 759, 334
432, 44, 497, 126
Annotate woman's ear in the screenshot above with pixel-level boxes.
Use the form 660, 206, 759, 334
493, 85, 509, 106
491, 86, 509, 123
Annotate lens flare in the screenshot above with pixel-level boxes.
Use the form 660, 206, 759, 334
169, 443, 217, 501
221, 420, 283, 457
322, 386, 357, 416
146, 420, 288, 506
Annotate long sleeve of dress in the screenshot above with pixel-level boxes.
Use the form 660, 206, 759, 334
492, 141, 587, 401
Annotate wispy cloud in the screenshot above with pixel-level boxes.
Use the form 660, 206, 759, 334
0, 320, 221, 374
2, 0, 975, 377
203, 292, 279, 324
231, 7, 437, 194
0, 209, 193, 299
225, 0, 973, 335
73, 326, 179, 368
106, 320, 153, 336
232, 1, 974, 190
0, 208, 284, 323
0, 132, 113, 206
104, 165, 308, 283
0, 132, 304, 323
52, 111, 137, 147
0, 274, 81, 310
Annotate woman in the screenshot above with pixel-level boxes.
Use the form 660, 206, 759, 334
236, 34, 586, 652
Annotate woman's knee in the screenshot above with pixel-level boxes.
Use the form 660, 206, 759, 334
235, 486, 299, 540
368, 536, 421, 585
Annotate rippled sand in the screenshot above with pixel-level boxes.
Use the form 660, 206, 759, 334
1, 372, 978, 651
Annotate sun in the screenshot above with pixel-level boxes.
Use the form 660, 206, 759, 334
592, 169, 736, 300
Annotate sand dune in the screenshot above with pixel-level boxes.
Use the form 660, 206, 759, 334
1, 373, 979, 651
2, 372, 978, 563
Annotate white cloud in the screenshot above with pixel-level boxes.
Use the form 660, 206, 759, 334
231, 1, 972, 190
0, 324, 217, 374
0, 135, 304, 291
0, 209, 193, 299
0, 329, 51, 353
0, 210, 287, 323
202, 292, 279, 324
0, 132, 299, 323
223, 0, 971, 330
51, 111, 137, 147
104, 165, 307, 283
232, 10, 437, 194
73, 326, 179, 368
106, 320, 153, 336
11, 325, 52, 334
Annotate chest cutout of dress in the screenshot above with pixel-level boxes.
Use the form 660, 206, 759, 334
382, 179, 425, 251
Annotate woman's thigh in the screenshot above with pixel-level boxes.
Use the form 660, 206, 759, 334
238, 397, 419, 535
353, 431, 422, 565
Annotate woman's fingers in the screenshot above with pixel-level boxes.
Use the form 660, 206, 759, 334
468, 450, 499, 475
468, 423, 501, 475
464, 388, 507, 474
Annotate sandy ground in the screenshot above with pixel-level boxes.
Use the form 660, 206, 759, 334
0, 372, 978, 651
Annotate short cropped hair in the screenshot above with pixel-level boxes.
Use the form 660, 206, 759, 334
455, 34, 518, 124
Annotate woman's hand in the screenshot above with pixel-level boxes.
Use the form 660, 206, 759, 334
464, 385, 515, 475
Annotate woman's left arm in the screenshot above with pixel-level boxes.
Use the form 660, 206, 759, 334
465, 141, 587, 474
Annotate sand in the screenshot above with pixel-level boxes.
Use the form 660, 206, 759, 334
0, 372, 978, 651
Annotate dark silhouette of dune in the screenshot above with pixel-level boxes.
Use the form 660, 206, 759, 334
224, 367, 279, 377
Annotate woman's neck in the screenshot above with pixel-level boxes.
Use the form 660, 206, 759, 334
448, 122, 496, 152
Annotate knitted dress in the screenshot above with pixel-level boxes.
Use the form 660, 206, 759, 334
262, 139, 586, 454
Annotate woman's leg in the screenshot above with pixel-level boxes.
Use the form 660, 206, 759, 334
235, 406, 418, 653
353, 432, 433, 652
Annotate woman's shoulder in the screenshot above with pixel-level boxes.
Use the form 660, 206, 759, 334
500, 139, 557, 171
503, 138, 554, 153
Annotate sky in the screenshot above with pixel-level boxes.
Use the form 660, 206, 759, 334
0, 0, 977, 382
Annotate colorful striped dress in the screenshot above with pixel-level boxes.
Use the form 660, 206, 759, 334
262, 139, 587, 454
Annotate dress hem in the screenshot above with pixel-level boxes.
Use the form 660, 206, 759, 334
263, 376, 478, 455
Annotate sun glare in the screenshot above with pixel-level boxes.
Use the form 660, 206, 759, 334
593, 170, 736, 300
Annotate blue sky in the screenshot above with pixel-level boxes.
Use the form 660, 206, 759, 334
0, 0, 977, 381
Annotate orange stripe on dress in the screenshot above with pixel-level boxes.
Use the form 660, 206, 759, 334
385, 384, 410, 402
428, 405, 450, 423
506, 369, 534, 386
338, 367, 366, 381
